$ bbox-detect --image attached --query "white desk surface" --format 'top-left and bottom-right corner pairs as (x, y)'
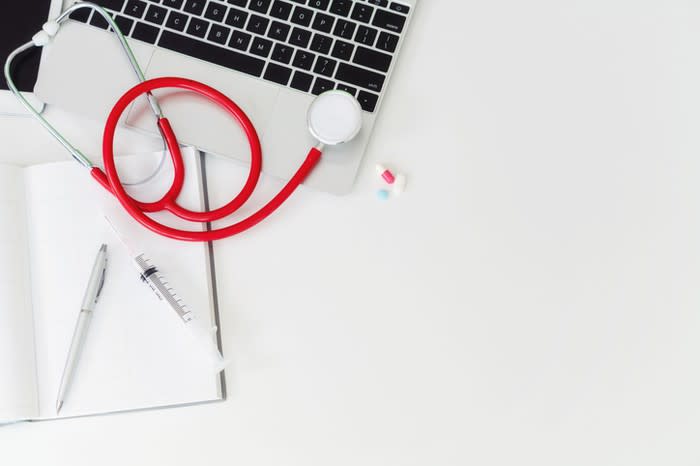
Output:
(3, 1), (700, 464)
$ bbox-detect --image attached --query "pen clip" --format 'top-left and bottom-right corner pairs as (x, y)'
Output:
(94, 260), (107, 304)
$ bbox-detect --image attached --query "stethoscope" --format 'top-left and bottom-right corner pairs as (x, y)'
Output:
(4, 2), (363, 242)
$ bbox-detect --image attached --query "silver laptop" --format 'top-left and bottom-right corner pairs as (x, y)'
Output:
(34, 0), (416, 194)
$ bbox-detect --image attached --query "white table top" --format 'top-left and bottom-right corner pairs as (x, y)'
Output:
(3, 1), (700, 464)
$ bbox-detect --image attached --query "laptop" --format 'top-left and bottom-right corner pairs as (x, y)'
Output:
(34, 0), (417, 194)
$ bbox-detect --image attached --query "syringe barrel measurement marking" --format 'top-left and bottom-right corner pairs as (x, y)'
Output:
(134, 253), (193, 323)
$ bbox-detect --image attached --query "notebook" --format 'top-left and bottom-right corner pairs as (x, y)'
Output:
(0, 148), (225, 423)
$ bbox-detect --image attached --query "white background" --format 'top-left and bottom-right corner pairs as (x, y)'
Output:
(3, 0), (700, 464)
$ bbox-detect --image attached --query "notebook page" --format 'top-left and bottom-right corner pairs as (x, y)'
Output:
(23, 150), (222, 419)
(0, 165), (38, 422)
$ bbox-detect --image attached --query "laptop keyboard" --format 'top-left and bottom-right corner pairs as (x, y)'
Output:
(68, 0), (412, 113)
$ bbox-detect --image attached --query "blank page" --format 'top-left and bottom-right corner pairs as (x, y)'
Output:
(0, 165), (38, 422)
(23, 150), (222, 419)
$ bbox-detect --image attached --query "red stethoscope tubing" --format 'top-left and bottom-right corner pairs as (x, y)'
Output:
(90, 77), (322, 242)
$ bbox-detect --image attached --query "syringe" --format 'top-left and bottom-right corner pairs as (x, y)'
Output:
(105, 216), (226, 372)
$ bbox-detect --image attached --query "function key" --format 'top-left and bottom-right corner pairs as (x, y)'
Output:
(249, 0), (272, 13)
(270, 0), (294, 19)
(329, 0), (351, 17)
(372, 8), (405, 33)
(367, 0), (388, 6)
(389, 2), (410, 14)
(351, 4), (373, 23)
(308, 0), (330, 10)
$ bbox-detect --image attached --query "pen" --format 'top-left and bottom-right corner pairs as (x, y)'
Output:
(55, 244), (108, 414)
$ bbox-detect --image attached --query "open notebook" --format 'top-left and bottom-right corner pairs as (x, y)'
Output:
(0, 148), (225, 423)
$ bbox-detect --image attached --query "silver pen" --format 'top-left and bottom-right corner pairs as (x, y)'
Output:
(55, 244), (108, 414)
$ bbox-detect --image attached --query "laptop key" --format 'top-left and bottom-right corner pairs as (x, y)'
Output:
(187, 17), (210, 38)
(270, 1), (293, 20)
(376, 31), (398, 52)
(308, 0), (330, 10)
(292, 49), (315, 70)
(311, 13), (334, 33)
(249, 0), (272, 14)
(165, 11), (188, 31)
(162, 0), (184, 8)
(268, 21), (291, 41)
(290, 71), (313, 92)
(125, 0), (147, 19)
(183, 0), (206, 16)
(389, 2), (409, 14)
(357, 90), (378, 112)
(90, 13), (110, 29)
(333, 19), (356, 39)
(132, 22), (160, 43)
(113, 15), (135, 35)
(204, 2), (228, 22)
(336, 62), (385, 92)
(271, 44), (294, 64)
(329, 0), (351, 17)
(312, 77), (335, 95)
(227, 0), (247, 5)
(144, 5), (168, 25)
(291, 6), (313, 27)
(331, 40), (353, 61)
(246, 15), (270, 35)
(289, 27), (312, 48)
(313, 57), (337, 77)
(208, 24), (231, 44)
(159, 30), (265, 77)
(336, 83), (357, 96)
(69, 9), (91, 22)
(225, 8), (248, 28)
(310, 34), (333, 54)
(264, 63), (293, 85)
(372, 9), (405, 33)
(350, 4), (373, 23)
(355, 25), (377, 46)
(353, 46), (392, 72)
(367, 0), (388, 7)
(250, 37), (273, 58)
(230, 30), (252, 50)
(95, 0), (126, 11)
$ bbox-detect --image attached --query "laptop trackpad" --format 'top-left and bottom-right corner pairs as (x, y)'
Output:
(126, 48), (278, 164)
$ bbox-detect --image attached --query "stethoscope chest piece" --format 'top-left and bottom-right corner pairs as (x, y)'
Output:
(307, 90), (363, 147)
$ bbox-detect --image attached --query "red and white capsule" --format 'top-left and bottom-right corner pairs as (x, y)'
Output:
(375, 164), (396, 184)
